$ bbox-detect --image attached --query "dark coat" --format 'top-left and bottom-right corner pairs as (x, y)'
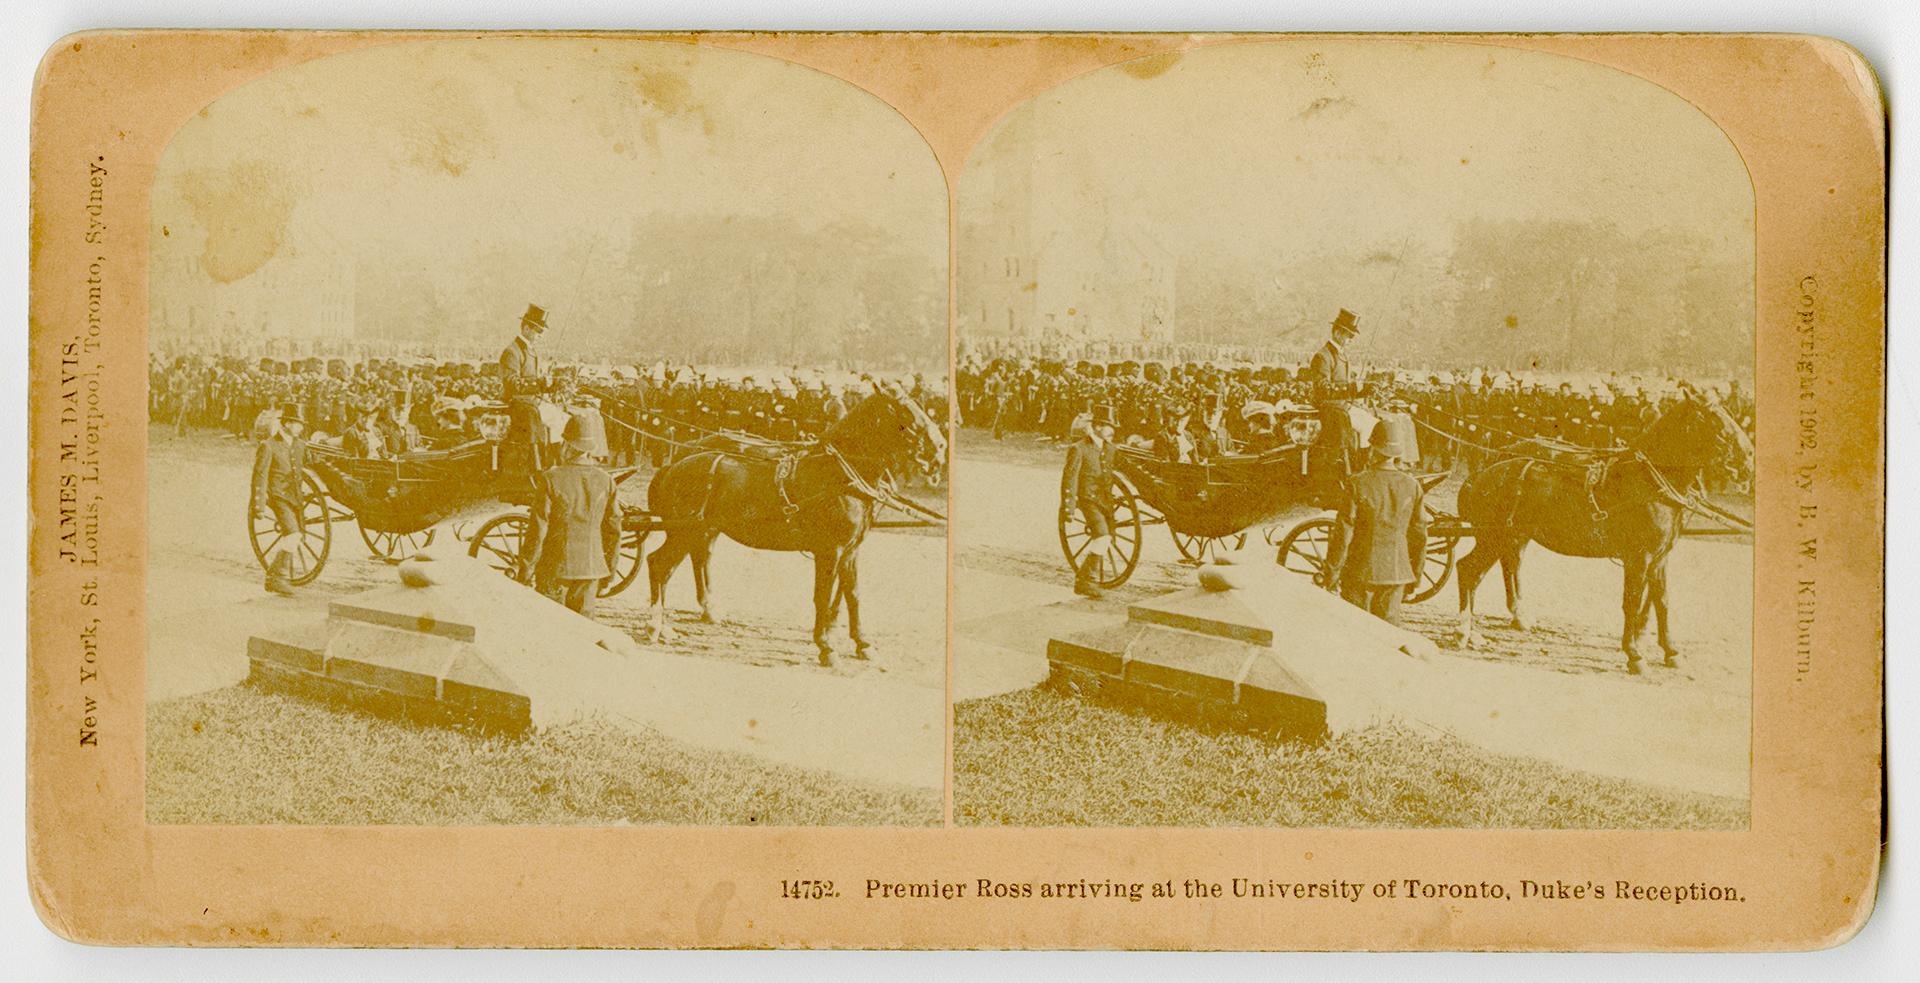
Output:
(1308, 340), (1351, 396)
(499, 337), (544, 400)
(528, 462), (619, 582)
(1330, 465), (1427, 587)
(250, 434), (306, 513)
(1061, 436), (1117, 511)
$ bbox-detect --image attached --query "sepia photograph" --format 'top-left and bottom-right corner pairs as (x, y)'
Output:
(951, 40), (1757, 828)
(22, 26), (1884, 951)
(141, 37), (950, 826)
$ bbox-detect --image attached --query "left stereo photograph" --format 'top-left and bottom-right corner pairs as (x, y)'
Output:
(140, 37), (952, 827)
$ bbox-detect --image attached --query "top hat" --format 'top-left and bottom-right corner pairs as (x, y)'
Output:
(1090, 405), (1115, 428)
(279, 402), (308, 426)
(520, 303), (548, 334)
(1330, 308), (1360, 335)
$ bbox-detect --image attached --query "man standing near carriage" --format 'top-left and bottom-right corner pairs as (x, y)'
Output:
(251, 403), (309, 597)
(1320, 417), (1428, 627)
(1061, 405), (1119, 598)
(1307, 307), (1364, 498)
(1308, 308), (1358, 398)
(524, 416), (621, 617)
(500, 303), (558, 470)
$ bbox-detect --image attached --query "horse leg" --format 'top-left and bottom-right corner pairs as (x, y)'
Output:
(1620, 553), (1650, 674)
(691, 531), (718, 624)
(839, 551), (870, 659)
(1453, 535), (1502, 649)
(812, 549), (842, 666)
(1651, 559), (1680, 667)
(645, 534), (690, 643)
(1505, 538), (1531, 630)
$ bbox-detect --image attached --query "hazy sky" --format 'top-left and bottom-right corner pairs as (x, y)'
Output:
(151, 37), (945, 336)
(963, 39), (1752, 267)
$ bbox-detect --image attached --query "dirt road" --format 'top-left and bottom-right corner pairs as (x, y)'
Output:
(145, 427), (948, 789)
(952, 429), (1753, 799)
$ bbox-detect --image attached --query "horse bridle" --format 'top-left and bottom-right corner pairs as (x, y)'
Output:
(878, 392), (947, 478)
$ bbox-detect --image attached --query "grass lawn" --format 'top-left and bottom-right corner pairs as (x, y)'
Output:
(954, 687), (1748, 829)
(147, 686), (939, 826)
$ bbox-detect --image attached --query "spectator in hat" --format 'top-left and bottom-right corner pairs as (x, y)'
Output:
(251, 403), (309, 597)
(1320, 416), (1428, 627)
(524, 415), (621, 617)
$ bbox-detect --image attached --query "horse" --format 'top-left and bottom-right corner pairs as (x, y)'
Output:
(641, 384), (946, 665)
(1451, 391), (1753, 674)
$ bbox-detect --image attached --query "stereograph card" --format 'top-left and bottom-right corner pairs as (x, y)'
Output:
(23, 31), (1884, 949)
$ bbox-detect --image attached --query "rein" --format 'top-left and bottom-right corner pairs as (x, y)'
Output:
(1416, 413), (1753, 533)
(596, 384), (946, 526)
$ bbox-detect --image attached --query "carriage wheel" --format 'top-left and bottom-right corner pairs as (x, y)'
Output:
(1406, 533), (1459, 604)
(247, 471), (332, 587)
(359, 525), (434, 564)
(1057, 474), (1143, 589)
(1276, 516), (1336, 586)
(468, 512), (532, 584)
(598, 527), (649, 599)
(1171, 529), (1249, 564)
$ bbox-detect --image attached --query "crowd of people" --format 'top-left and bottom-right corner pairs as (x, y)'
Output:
(958, 339), (1755, 473)
(151, 346), (947, 466)
(219, 301), (949, 603)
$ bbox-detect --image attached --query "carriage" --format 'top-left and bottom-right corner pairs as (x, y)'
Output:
(245, 401), (651, 598)
(251, 390), (944, 612)
(1057, 405), (1464, 603)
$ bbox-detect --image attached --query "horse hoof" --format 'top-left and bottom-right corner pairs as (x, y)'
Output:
(852, 648), (872, 661)
(817, 652), (834, 667)
(1625, 661), (1642, 675)
(697, 612), (718, 625)
(1511, 616), (1531, 632)
(1662, 654), (1680, 669)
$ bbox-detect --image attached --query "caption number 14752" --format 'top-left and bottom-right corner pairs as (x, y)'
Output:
(781, 880), (839, 900)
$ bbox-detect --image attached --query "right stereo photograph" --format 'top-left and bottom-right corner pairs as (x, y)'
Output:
(950, 40), (1756, 829)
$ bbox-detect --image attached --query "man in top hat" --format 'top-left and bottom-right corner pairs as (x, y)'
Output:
(1309, 308), (1360, 401)
(524, 415), (621, 617)
(251, 402), (310, 597)
(1307, 308), (1365, 493)
(499, 303), (550, 401)
(1061, 404), (1119, 598)
(1320, 415), (1427, 627)
(499, 303), (561, 468)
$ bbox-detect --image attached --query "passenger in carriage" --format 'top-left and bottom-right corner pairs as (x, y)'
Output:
(430, 406), (475, 449)
(342, 407), (386, 460)
(1239, 401), (1284, 456)
(379, 402), (423, 456)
